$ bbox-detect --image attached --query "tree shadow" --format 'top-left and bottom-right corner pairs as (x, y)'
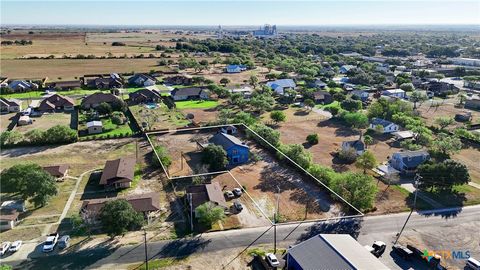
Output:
(412, 190), (465, 219)
(296, 218), (363, 243)
(149, 236), (211, 260)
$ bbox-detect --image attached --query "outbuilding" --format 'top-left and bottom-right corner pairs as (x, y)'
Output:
(87, 120), (103, 134)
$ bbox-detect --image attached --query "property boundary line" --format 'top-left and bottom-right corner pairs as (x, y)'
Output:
(145, 123), (365, 226)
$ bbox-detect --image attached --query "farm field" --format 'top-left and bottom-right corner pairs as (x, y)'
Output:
(14, 111), (73, 133)
(130, 103), (190, 131)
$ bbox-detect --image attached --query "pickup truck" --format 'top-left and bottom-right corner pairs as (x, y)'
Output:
(42, 233), (59, 252)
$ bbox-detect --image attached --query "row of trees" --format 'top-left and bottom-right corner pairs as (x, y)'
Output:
(0, 125), (77, 147)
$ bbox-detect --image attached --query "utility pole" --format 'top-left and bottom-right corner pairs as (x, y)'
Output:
(394, 174), (422, 245)
(144, 229), (149, 270)
(273, 186), (280, 254)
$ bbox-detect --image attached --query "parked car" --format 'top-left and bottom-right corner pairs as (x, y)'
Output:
(9, 241), (22, 253)
(224, 191), (234, 199)
(58, 235), (70, 249)
(467, 257), (480, 270)
(42, 233), (59, 252)
(364, 241), (386, 257)
(0, 242), (11, 256)
(266, 253), (280, 267)
(233, 201), (243, 211)
(232, 188), (242, 197)
(392, 244), (413, 260)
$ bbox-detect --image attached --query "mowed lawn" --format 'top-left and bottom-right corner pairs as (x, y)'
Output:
(0, 89), (99, 99)
(79, 117), (133, 139)
(175, 100), (219, 109)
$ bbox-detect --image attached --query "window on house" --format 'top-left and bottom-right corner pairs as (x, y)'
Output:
(232, 149), (238, 155)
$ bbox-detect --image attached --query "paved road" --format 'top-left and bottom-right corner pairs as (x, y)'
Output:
(4, 205), (479, 269)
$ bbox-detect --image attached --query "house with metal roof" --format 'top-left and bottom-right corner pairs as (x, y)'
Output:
(209, 132), (249, 165)
(370, 118), (399, 134)
(389, 150), (430, 174)
(266, 79), (296, 95)
(287, 234), (390, 270)
(382, 89), (406, 99)
(86, 120), (103, 134)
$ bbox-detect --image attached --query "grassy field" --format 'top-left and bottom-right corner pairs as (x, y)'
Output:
(0, 89), (99, 99)
(14, 112), (72, 133)
(130, 103), (189, 130)
(175, 100), (219, 109)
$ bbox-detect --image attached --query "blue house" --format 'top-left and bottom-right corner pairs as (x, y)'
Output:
(210, 133), (249, 165)
(226, 64), (247, 73)
(389, 150), (430, 175)
(339, 65), (355, 74)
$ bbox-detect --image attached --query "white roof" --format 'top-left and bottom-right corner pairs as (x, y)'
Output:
(392, 130), (414, 139)
(86, 121), (102, 127)
(29, 100), (40, 108)
(19, 115), (30, 121)
(384, 89), (405, 94)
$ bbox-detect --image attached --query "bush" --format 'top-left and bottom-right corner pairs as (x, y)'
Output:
(330, 172), (377, 211)
(278, 144), (313, 169)
(152, 146), (172, 168)
(338, 147), (357, 163)
(247, 124), (281, 148)
(306, 134), (319, 145)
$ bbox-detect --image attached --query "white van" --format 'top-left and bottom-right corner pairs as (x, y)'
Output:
(467, 257), (480, 270)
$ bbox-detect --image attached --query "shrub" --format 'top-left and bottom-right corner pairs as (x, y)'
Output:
(338, 147), (357, 163)
(306, 134), (319, 145)
(152, 146), (172, 168)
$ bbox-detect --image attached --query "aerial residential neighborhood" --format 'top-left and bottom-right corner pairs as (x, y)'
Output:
(0, 1), (479, 270)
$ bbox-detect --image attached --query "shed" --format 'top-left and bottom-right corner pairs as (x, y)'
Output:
(87, 120), (103, 134)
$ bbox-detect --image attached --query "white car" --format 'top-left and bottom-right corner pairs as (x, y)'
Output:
(9, 241), (22, 253)
(232, 188), (243, 197)
(224, 191), (234, 199)
(0, 242), (11, 256)
(266, 253), (280, 267)
(42, 233), (59, 252)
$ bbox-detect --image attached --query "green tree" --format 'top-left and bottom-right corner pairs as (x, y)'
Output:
(458, 94), (467, 105)
(219, 77), (230, 86)
(45, 125), (77, 144)
(195, 202), (226, 226)
(431, 133), (462, 158)
(410, 91), (427, 110)
(100, 199), (144, 237)
(418, 160), (470, 191)
(247, 124), (281, 147)
(330, 172), (378, 211)
(202, 144), (228, 170)
(97, 102), (112, 115)
(363, 135), (374, 147)
(270, 110), (286, 124)
(434, 116), (454, 130)
(338, 147), (358, 163)
(400, 83), (415, 92)
(0, 131), (23, 146)
(304, 99), (315, 111)
(355, 151), (377, 174)
(307, 164), (335, 186)
(340, 99), (362, 112)
(152, 146), (172, 168)
(278, 144), (313, 169)
(306, 133), (319, 145)
(249, 75), (259, 88)
(342, 112), (369, 129)
(0, 164), (57, 207)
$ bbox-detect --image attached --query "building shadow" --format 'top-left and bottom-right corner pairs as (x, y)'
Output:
(296, 218), (363, 243)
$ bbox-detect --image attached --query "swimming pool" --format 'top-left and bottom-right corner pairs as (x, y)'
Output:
(146, 103), (158, 109)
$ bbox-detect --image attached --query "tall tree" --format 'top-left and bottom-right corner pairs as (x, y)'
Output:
(410, 91), (427, 110)
(196, 202), (226, 226)
(355, 151), (377, 174)
(100, 199), (144, 237)
(330, 172), (378, 211)
(418, 160), (470, 191)
(431, 133), (462, 158)
(202, 144), (228, 170)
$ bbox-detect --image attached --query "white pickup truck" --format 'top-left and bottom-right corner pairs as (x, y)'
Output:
(42, 233), (59, 252)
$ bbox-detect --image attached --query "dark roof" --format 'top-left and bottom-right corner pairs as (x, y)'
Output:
(43, 165), (69, 177)
(81, 92), (119, 106)
(209, 133), (249, 151)
(128, 73), (156, 84)
(81, 192), (161, 215)
(99, 157), (136, 185)
(0, 97), (21, 106)
(288, 234), (355, 270)
(171, 87), (204, 97)
(39, 94), (75, 110)
(0, 209), (20, 221)
(394, 150), (429, 169)
(186, 182), (227, 209)
(371, 117), (395, 128)
(129, 88), (161, 100)
(342, 140), (365, 152)
(313, 90), (331, 100)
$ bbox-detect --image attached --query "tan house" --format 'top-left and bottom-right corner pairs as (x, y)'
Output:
(43, 164), (69, 181)
(100, 157), (136, 189)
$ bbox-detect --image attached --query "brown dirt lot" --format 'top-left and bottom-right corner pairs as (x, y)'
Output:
(417, 101), (480, 128)
(0, 113), (17, 132)
(454, 146), (480, 184)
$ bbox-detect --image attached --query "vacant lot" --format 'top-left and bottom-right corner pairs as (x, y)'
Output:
(180, 107), (219, 125)
(417, 99), (480, 128)
(454, 147), (480, 184)
(1, 138), (137, 176)
(14, 111), (73, 133)
(150, 128), (346, 222)
(130, 103), (190, 131)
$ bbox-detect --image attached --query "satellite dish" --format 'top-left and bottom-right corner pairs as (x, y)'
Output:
(186, 113), (194, 120)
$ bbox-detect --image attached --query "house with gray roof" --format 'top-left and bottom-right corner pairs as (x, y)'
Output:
(209, 132), (249, 165)
(266, 79), (296, 95)
(128, 73), (156, 87)
(287, 234), (389, 270)
(341, 140), (365, 155)
(370, 118), (399, 134)
(389, 150), (430, 174)
(170, 87), (209, 101)
(0, 98), (22, 113)
(8, 80), (38, 92)
(339, 65), (356, 74)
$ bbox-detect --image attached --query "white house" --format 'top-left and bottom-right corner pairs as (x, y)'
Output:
(266, 79), (296, 95)
(382, 89), (406, 99)
(370, 118), (399, 134)
(87, 121), (103, 134)
(341, 140), (366, 155)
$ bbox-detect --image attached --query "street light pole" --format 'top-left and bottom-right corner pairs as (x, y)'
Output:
(144, 229), (149, 270)
(394, 174), (422, 245)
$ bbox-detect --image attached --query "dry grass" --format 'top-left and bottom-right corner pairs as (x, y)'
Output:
(14, 111), (72, 133)
(0, 226), (43, 242)
(1, 113), (17, 132)
(454, 147), (480, 184)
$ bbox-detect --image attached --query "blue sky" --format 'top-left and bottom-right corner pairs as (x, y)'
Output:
(1, 1), (479, 26)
